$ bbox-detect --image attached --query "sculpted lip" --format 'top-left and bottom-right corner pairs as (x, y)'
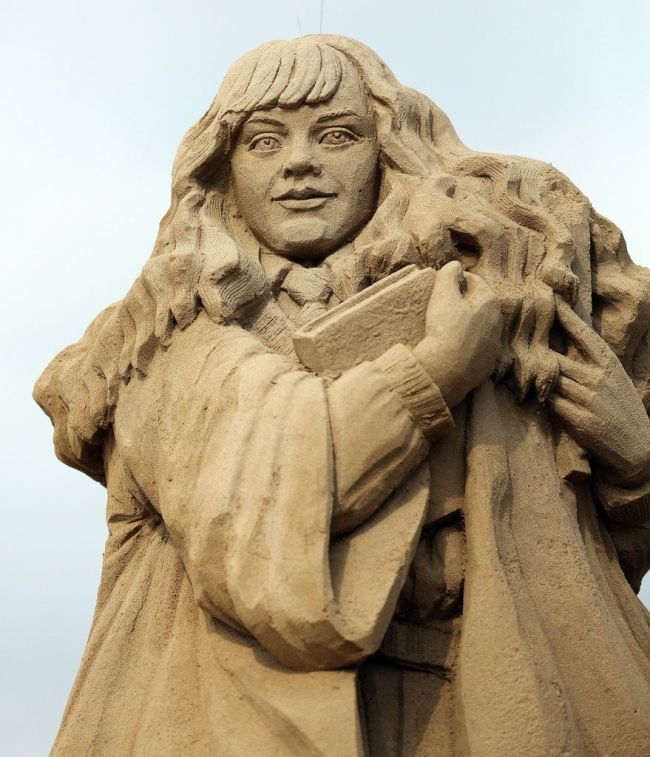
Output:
(273, 187), (337, 211)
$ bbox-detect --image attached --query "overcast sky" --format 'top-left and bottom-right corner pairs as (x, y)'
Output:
(1, 1), (649, 753)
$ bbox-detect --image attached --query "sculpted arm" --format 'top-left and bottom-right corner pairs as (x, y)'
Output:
(329, 261), (502, 533)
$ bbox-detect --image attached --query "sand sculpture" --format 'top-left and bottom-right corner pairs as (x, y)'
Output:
(35, 36), (650, 756)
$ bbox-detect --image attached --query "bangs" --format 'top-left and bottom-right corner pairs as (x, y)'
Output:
(217, 39), (345, 118)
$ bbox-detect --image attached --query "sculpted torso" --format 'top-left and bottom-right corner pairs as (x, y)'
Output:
(35, 35), (650, 756)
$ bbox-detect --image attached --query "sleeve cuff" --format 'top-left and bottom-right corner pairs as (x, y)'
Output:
(592, 472), (650, 524)
(375, 344), (454, 442)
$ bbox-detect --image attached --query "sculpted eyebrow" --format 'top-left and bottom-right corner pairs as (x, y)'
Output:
(243, 117), (286, 128)
(315, 110), (364, 123)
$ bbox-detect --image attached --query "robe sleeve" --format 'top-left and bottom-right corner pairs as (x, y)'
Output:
(593, 474), (650, 525)
(114, 312), (453, 670)
(328, 343), (452, 534)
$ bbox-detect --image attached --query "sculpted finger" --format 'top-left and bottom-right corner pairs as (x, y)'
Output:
(555, 297), (608, 362)
(555, 353), (593, 385)
(547, 394), (591, 432)
(434, 261), (465, 297)
(555, 375), (593, 405)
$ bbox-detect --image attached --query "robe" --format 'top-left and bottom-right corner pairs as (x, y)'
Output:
(39, 276), (650, 756)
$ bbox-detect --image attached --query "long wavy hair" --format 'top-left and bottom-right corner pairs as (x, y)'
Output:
(34, 35), (650, 482)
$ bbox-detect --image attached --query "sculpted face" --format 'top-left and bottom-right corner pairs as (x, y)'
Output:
(229, 62), (380, 259)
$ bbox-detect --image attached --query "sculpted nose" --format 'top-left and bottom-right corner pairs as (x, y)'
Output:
(282, 142), (322, 178)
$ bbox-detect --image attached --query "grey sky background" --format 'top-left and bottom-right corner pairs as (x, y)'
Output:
(1, 1), (649, 753)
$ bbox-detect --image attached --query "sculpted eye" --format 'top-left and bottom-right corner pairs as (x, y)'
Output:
(250, 135), (281, 152)
(320, 129), (357, 146)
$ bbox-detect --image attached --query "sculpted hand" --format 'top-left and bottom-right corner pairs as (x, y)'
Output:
(548, 299), (650, 485)
(414, 261), (503, 408)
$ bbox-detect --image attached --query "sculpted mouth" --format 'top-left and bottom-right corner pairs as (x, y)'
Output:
(273, 188), (337, 201)
(273, 187), (337, 212)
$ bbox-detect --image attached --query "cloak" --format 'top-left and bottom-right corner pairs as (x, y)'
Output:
(35, 246), (650, 756)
